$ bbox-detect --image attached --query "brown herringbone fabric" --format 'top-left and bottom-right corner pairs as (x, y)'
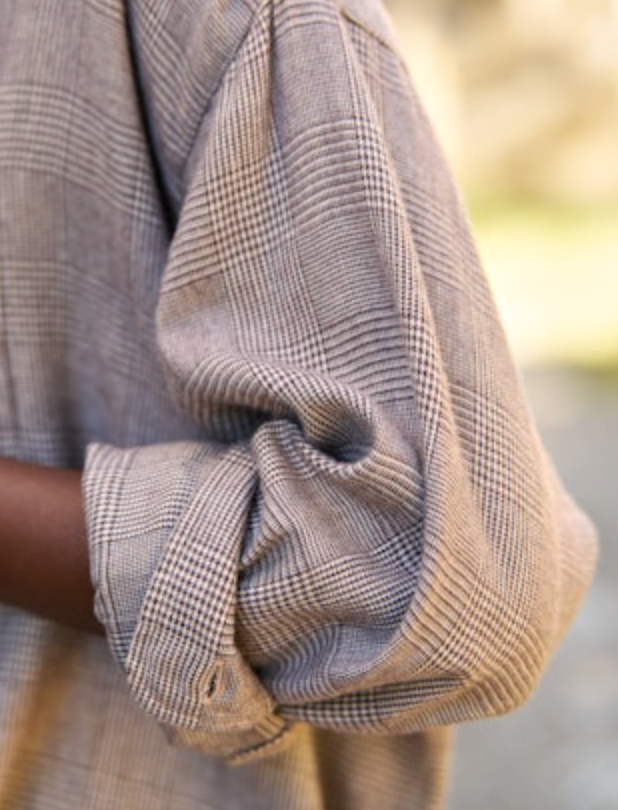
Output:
(0, 1), (596, 808)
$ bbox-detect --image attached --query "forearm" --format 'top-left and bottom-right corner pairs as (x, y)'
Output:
(0, 457), (103, 635)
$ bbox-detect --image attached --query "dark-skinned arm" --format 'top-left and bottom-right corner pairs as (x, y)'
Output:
(0, 457), (103, 635)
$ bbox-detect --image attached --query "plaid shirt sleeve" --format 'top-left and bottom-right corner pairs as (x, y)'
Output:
(82, 0), (597, 764)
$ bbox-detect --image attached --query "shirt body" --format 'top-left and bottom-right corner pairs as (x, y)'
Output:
(0, 1), (596, 809)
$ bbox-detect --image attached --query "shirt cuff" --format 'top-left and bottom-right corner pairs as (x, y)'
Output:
(83, 440), (292, 761)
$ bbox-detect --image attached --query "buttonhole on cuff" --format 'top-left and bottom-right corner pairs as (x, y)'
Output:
(200, 661), (224, 704)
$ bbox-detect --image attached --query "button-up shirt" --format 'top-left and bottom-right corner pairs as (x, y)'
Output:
(0, 1), (596, 808)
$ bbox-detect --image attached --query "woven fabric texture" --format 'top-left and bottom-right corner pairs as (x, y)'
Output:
(0, 0), (596, 808)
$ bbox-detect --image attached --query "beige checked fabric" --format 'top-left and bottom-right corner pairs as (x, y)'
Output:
(0, 0), (596, 808)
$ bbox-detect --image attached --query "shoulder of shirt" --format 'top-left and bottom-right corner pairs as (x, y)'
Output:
(125, 0), (403, 208)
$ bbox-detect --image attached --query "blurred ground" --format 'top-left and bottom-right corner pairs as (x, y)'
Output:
(450, 366), (618, 810)
(382, 2), (618, 808)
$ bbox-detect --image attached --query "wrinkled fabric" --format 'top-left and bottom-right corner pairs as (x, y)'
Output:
(0, 0), (596, 808)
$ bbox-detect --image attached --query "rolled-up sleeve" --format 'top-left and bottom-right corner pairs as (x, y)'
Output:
(82, 0), (597, 763)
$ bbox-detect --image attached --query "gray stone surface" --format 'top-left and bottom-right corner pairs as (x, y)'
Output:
(449, 367), (618, 810)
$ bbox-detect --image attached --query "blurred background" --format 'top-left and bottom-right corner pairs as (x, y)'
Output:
(383, 1), (618, 808)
